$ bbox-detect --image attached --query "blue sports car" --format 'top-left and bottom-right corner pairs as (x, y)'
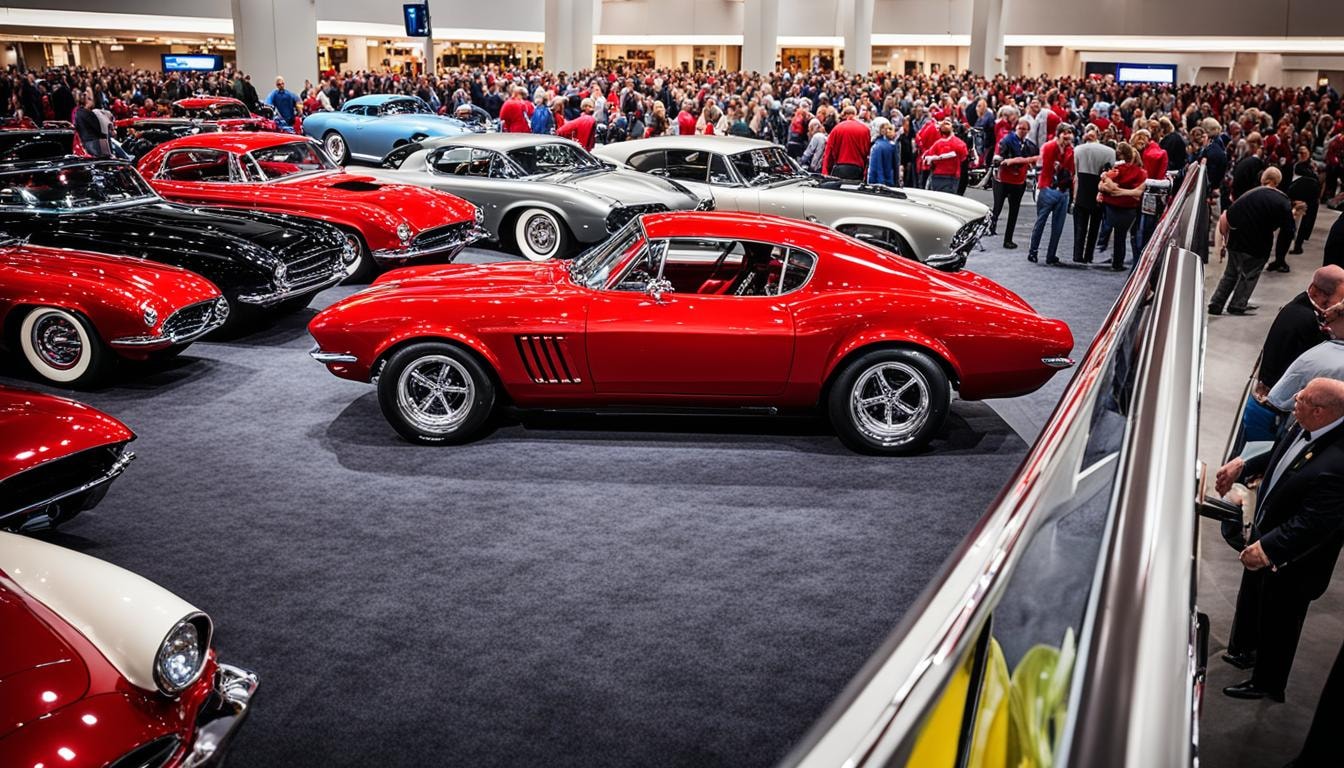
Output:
(302, 95), (473, 164)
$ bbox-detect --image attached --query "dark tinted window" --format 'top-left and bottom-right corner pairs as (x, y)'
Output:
(628, 151), (665, 173)
(664, 149), (710, 182)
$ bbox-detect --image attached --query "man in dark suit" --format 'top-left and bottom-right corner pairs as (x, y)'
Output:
(1216, 376), (1344, 701)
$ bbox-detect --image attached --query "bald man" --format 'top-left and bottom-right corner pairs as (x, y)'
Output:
(1209, 166), (1298, 316)
(1217, 377), (1344, 701)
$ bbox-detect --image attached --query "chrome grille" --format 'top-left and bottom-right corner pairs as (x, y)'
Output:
(951, 215), (989, 254)
(414, 221), (479, 251)
(161, 299), (222, 339)
(282, 247), (341, 288)
(605, 203), (668, 232)
(515, 335), (581, 384)
(0, 444), (127, 520)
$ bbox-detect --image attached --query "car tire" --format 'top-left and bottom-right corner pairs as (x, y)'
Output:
(377, 342), (495, 445)
(828, 348), (951, 455)
(322, 130), (349, 164)
(513, 208), (569, 262)
(17, 307), (111, 387)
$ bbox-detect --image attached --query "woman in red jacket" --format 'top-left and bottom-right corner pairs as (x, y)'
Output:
(1098, 141), (1148, 271)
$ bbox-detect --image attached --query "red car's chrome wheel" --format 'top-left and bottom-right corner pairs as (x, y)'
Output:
(18, 307), (110, 387)
(830, 349), (950, 454)
(377, 342), (496, 444)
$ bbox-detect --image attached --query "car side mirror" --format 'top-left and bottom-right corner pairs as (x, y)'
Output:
(646, 277), (674, 303)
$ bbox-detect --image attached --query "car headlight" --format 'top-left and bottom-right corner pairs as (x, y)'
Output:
(214, 296), (230, 322)
(154, 615), (209, 695)
(274, 261), (288, 285)
(474, 205), (484, 225)
(397, 223), (412, 244)
(141, 303), (158, 327)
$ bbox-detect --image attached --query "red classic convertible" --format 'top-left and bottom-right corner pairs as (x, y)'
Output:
(0, 530), (258, 767)
(0, 385), (134, 531)
(138, 132), (485, 279)
(170, 96), (278, 131)
(309, 212), (1075, 453)
(1, 243), (228, 386)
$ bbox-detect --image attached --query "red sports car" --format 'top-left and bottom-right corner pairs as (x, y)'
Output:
(1, 244), (228, 386)
(0, 385), (134, 531)
(137, 132), (486, 279)
(0, 529), (258, 767)
(169, 96), (278, 132)
(309, 212), (1075, 453)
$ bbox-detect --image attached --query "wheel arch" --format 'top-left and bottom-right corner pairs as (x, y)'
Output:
(371, 331), (507, 398)
(832, 218), (920, 259)
(4, 300), (108, 350)
(820, 337), (961, 408)
(497, 202), (581, 250)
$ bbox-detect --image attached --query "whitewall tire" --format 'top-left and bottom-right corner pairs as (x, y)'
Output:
(513, 208), (568, 262)
(18, 307), (110, 387)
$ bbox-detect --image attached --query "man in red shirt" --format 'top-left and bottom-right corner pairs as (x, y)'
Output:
(923, 119), (968, 194)
(557, 98), (597, 151)
(1027, 124), (1076, 265)
(498, 86), (533, 133)
(822, 105), (871, 181)
(915, 117), (942, 187)
(1130, 128), (1169, 254)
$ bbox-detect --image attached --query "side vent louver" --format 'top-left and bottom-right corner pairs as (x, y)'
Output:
(516, 335), (581, 384)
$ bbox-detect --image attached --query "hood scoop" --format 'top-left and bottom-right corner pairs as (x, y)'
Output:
(331, 180), (381, 192)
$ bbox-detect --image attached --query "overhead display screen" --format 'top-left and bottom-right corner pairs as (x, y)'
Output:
(403, 3), (430, 37)
(161, 54), (223, 72)
(1115, 63), (1177, 84)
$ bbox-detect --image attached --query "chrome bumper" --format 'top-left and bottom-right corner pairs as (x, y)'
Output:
(110, 299), (230, 348)
(238, 260), (355, 307)
(2, 450), (135, 530)
(309, 344), (358, 364)
(370, 225), (488, 265)
(1043, 356), (1076, 369)
(184, 663), (260, 768)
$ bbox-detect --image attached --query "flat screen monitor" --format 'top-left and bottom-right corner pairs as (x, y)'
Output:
(403, 3), (430, 37)
(162, 54), (223, 72)
(1115, 63), (1176, 84)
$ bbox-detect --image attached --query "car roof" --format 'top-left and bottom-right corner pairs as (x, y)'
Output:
(152, 131), (315, 154)
(620, 135), (776, 155)
(346, 94), (424, 107)
(418, 133), (582, 152)
(640, 210), (841, 249)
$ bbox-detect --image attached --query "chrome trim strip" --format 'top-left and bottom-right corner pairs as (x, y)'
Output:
(309, 345), (358, 364)
(110, 299), (229, 347)
(1, 450), (136, 523)
(238, 262), (351, 306)
(369, 224), (488, 265)
(183, 663), (260, 768)
(1042, 356), (1076, 369)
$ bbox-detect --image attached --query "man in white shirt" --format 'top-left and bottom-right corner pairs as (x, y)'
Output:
(1266, 303), (1344, 412)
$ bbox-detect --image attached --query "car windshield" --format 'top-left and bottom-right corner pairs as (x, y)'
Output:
(174, 101), (251, 120)
(381, 99), (432, 116)
(0, 162), (155, 211)
(507, 143), (604, 175)
(570, 221), (642, 288)
(729, 146), (808, 186)
(246, 141), (338, 180)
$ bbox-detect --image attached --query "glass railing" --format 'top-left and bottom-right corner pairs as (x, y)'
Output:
(781, 164), (1210, 768)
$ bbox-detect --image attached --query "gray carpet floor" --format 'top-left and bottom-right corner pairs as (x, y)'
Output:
(2, 193), (1128, 767)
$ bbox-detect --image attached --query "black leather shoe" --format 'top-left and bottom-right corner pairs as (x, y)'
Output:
(1222, 650), (1256, 670)
(1223, 680), (1284, 702)
(1289, 247), (1303, 255)
(1227, 306), (1258, 316)
(1004, 241), (1018, 249)
(1027, 253), (1038, 263)
(1208, 306), (1223, 315)
(1046, 258), (1061, 266)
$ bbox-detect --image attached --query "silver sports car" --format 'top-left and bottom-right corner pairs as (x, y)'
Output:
(594, 135), (990, 270)
(367, 134), (710, 261)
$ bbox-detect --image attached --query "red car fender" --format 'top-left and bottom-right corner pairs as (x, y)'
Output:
(822, 328), (963, 390)
(371, 322), (503, 378)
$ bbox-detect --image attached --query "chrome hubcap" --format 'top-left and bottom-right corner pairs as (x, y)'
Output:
(326, 134), (345, 159)
(396, 355), (474, 434)
(850, 362), (930, 445)
(525, 214), (557, 255)
(32, 313), (82, 370)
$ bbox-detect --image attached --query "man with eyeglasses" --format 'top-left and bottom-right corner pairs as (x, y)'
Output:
(1216, 376), (1344, 703)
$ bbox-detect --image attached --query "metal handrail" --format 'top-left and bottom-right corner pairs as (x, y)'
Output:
(781, 164), (1209, 768)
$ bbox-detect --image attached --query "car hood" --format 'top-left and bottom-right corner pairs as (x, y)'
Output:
(368, 259), (562, 296)
(0, 387), (134, 480)
(796, 180), (986, 224)
(896, 186), (991, 220)
(0, 580), (90, 739)
(281, 172), (478, 231)
(540, 168), (701, 208)
(0, 245), (220, 305)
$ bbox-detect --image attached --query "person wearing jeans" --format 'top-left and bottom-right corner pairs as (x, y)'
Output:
(1072, 125), (1115, 263)
(1098, 141), (1147, 271)
(1028, 125), (1075, 265)
(990, 117), (1037, 249)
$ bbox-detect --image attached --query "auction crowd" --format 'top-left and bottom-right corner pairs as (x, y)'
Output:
(5, 60), (1344, 765)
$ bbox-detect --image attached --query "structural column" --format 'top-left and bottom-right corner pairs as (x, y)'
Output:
(344, 36), (369, 73)
(840, 0), (873, 74)
(544, 0), (597, 72)
(231, 0), (316, 90)
(969, 0), (1005, 75)
(741, 0), (779, 74)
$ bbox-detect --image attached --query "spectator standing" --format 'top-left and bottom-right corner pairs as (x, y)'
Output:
(1027, 125), (1075, 265)
(1282, 147), (1321, 258)
(1159, 116), (1186, 169)
(867, 118), (899, 186)
(1209, 167), (1297, 315)
(530, 91), (555, 134)
(72, 93), (109, 158)
(823, 106), (871, 181)
(1232, 132), (1268, 201)
(1072, 125), (1116, 264)
(557, 97), (597, 150)
(498, 86), (533, 133)
(1098, 141), (1148, 271)
(675, 100), (696, 136)
(922, 119), (967, 193)
(265, 76), (300, 132)
(801, 119), (828, 173)
(990, 117), (1038, 249)
(1323, 125), (1344, 202)
(1131, 129), (1169, 254)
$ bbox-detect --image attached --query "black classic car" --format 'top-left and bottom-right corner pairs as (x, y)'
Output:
(114, 118), (223, 160)
(0, 158), (357, 319)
